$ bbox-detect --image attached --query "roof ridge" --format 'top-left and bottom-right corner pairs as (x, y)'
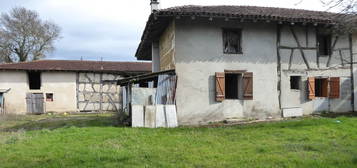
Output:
(0, 60), (151, 65)
(160, 5), (338, 15)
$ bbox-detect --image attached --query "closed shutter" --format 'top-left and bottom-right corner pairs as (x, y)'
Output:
(243, 72), (253, 100)
(307, 77), (315, 100)
(329, 77), (340, 98)
(215, 72), (225, 102)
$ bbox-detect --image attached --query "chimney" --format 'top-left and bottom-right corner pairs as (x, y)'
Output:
(150, 0), (160, 12)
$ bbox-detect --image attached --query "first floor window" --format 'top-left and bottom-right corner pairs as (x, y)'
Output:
(223, 28), (242, 54)
(28, 71), (41, 90)
(317, 33), (332, 56)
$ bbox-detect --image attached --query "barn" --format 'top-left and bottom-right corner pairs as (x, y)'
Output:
(0, 60), (151, 114)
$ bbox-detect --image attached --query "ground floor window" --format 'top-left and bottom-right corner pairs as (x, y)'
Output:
(225, 73), (242, 99)
(315, 78), (329, 97)
(307, 77), (340, 99)
(290, 76), (301, 90)
(46, 93), (54, 102)
(215, 71), (253, 101)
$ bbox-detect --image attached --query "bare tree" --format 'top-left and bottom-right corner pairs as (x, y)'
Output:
(0, 7), (60, 63)
(299, 0), (357, 33)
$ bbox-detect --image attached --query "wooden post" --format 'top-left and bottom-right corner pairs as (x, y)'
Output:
(316, 27), (320, 68)
(327, 36), (339, 67)
(349, 34), (355, 112)
(276, 24), (282, 110)
(99, 73), (103, 113)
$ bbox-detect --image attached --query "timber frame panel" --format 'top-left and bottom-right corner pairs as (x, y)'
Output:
(76, 72), (122, 112)
(276, 23), (355, 112)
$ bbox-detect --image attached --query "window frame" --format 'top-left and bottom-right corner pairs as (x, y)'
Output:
(222, 28), (243, 54)
(290, 76), (301, 90)
(27, 71), (41, 90)
(314, 77), (329, 98)
(224, 73), (242, 100)
(46, 93), (54, 102)
(317, 33), (332, 57)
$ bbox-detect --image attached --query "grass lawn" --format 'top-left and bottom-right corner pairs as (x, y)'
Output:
(0, 113), (356, 168)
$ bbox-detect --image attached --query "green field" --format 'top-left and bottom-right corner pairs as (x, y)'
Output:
(0, 113), (356, 168)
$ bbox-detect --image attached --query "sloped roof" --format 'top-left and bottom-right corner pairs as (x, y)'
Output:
(136, 5), (349, 60)
(159, 5), (339, 23)
(0, 60), (152, 74)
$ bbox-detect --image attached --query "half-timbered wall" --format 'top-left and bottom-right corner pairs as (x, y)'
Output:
(159, 21), (176, 71)
(77, 72), (122, 112)
(278, 25), (353, 114)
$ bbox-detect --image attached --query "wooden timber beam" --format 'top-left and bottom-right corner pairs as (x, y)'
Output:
(327, 36), (339, 67)
(289, 26), (311, 69)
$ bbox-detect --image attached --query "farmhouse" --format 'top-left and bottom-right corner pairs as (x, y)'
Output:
(0, 60), (151, 114)
(118, 1), (357, 126)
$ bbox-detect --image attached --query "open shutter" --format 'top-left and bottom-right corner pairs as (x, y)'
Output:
(329, 77), (340, 98)
(215, 72), (225, 102)
(307, 77), (315, 100)
(243, 72), (253, 100)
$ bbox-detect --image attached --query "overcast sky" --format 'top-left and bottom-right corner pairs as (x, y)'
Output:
(0, 0), (331, 61)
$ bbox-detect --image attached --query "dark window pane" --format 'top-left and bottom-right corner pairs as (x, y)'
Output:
(223, 29), (242, 54)
(28, 71), (41, 90)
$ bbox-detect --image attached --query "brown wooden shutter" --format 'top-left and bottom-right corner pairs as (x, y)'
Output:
(329, 77), (340, 98)
(215, 72), (225, 102)
(243, 72), (253, 100)
(321, 79), (329, 97)
(307, 77), (315, 100)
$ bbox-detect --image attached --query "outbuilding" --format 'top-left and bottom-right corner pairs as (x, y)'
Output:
(0, 60), (151, 114)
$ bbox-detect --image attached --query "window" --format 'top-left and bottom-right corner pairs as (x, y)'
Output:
(28, 71), (41, 90)
(46, 93), (53, 102)
(315, 78), (329, 97)
(139, 82), (149, 88)
(290, 76), (301, 90)
(215, 71), (253, 101)
(223, 29), (242, 54)
(317, 33), (331, 56)
(225, 73), (241, 99)
(307, 77), (340, 99)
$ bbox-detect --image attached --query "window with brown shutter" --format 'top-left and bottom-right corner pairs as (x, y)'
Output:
(215, 72), (225, 102)
(307, 77), (315, 100)
(329, 77), (340, 98)
(243, 72), (253, 100)
(315, 78), (329, 97)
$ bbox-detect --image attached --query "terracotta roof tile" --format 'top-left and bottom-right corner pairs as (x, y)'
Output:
(0, 60), (152, 73)
(158, 5), (340, 23)
(136, 5), (351, 60)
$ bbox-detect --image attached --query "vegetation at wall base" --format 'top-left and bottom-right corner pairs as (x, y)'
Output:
(0, 113), (356, 168)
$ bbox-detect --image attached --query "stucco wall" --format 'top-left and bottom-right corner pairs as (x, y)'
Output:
(0, 71), (77, 114)
(167, 18), (353, 125)
(174, 19), (280, 125)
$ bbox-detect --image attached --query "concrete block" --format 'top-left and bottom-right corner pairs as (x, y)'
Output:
(283, 108), (303, 118)
(144, 106), (156, 128)
(165, 105), (178, 128)
(132, 105), (144, 127)
(155, 105), (166, 128)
